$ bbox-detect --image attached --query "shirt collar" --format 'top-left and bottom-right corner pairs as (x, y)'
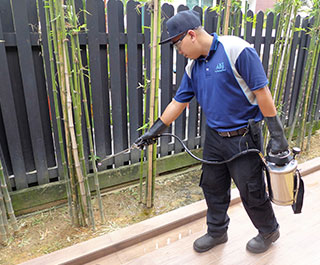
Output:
(197, 32), (219, 61)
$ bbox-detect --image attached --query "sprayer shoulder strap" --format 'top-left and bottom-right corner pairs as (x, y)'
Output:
(292, 169), (304, 214)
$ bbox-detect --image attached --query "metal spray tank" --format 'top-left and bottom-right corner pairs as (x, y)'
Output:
(264, 147), (301, 206)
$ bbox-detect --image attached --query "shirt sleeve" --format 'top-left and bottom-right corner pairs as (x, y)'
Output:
(173, 73), (195, 103)
(235, 47), (269, 91)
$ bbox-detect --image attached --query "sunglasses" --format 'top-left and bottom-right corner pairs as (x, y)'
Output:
(172, 31), (188, 50)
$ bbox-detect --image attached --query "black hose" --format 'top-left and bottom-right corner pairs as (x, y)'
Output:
(159, 133), (265, 165)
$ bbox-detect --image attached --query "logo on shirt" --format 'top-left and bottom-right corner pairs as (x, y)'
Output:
(215, 62), (226, 73)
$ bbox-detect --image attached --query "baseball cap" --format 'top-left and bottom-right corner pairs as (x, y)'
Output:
(159, 10), (201, 45)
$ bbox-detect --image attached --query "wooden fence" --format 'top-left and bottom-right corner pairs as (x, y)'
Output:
(0, 0), (319, 191)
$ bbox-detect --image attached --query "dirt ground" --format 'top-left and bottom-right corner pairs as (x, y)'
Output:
(1, 130), (320, 265)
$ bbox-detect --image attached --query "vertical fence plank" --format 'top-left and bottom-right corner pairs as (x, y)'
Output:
(254, 11), (264, 55)
(186, 6), (202, 150)
(160, 3), (174, 157)
(281, 16), (301, 125)
(127, 0), (143, 163)
(201, 8), (215, 147)
(174, 5), (189, 154)
(262, 12), (274, 74)
(245, 10), (253, 43)
(288, 17), (310, 126)
(107, 0), (128, 166)
(0, 15), (28, 190)
(204, 8), (217, 34)
(268, 14), (280, 88)
(31, 0), (57, 177)
(231, 9), (242, 37)
(0, 0), (14, 32)
(87, 0), (112, 169)
(0, 144), (11, 190)
(10, 0), (50, 185)
(37, 0), (64, 179)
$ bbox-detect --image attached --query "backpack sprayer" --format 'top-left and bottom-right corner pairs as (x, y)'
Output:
(98, 133), (304, 213)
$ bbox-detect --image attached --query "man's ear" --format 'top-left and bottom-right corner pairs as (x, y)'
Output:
(188, 29), (197, 42)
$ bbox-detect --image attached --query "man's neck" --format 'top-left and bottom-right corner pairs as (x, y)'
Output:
(201, 34), (214, 57)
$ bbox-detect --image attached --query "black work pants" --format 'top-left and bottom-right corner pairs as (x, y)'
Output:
(200, 125), (279, 237)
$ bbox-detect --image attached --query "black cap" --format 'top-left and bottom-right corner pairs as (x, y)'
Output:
(159, 10), (201, 45)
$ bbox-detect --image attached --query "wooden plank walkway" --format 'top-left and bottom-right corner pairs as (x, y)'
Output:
(89, 169), (320, 265)
(21, 157), (320, 265)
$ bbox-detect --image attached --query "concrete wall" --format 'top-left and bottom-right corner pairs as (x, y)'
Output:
(255, 0), (276, 12)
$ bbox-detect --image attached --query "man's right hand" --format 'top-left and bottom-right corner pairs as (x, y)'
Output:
(135, 118), (168, 149)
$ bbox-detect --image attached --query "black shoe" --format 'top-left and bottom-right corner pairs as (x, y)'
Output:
(193, 233), (228, 253)
(246, 228), (280, 254)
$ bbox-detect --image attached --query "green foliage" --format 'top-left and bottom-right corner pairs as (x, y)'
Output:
(137, 122), (150, 131)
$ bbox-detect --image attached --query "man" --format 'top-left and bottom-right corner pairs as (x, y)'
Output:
(135, 10), (289, 254)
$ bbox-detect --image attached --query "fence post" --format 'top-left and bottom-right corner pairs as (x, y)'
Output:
(160, 3), (174, 157)
(174, 5), (189, 154)
(87, 0), (112, 169)
(107, 0), (128, 166)
(127, 0), (143, 164)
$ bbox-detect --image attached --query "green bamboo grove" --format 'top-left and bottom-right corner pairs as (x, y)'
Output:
(268, 0), (320, 150)
(43, 0), (104, 228)
(289, 0), (320, 151)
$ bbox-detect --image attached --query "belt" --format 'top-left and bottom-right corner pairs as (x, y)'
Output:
(218, 127), (248, 137)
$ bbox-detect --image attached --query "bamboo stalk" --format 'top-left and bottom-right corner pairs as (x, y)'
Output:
(306, 19), (320, 151)
(75, 0), (105, 223)
(70, 0), (97, 227)
(63, 43), (88, 221)
(45, 0), (74, 223)
(272, 2), (294, 104)
(216, 0), (223, 35)
(275, 21), (294, 107)
(54, 0), (87, 226)
(53, 0), (79, 226)
(146, 0), (159, 208)
(0, 186), (9, 237)
(0, 160), (18, 232)
(67, 9), (95, 228)
(59, 0), (89, 226)
(0, 206), (8, 245)
(223, 0), (231, 35)
(233, 1), (242, 36)
(243, 0), (249, 40)
(269, 1), (287, 95)
(151, 0), (162, 205)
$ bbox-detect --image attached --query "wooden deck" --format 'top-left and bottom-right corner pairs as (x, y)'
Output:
(21, 157), (320, 265)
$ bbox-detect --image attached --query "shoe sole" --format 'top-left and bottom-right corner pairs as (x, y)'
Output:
(246, 231), (280, 254)
(193, 235), (228, 253)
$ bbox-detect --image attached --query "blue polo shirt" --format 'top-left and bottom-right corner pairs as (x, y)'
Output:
(174, 33), (268, 132)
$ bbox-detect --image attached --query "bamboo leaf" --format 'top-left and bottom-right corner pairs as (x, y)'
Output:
(137, 123), (150, 131)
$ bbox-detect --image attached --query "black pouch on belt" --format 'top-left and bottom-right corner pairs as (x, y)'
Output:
(248, 119), (262, 149)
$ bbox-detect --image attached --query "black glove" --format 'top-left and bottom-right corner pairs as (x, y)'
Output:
(135, 118), (168, 149)
(265, 115), (289, 155)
